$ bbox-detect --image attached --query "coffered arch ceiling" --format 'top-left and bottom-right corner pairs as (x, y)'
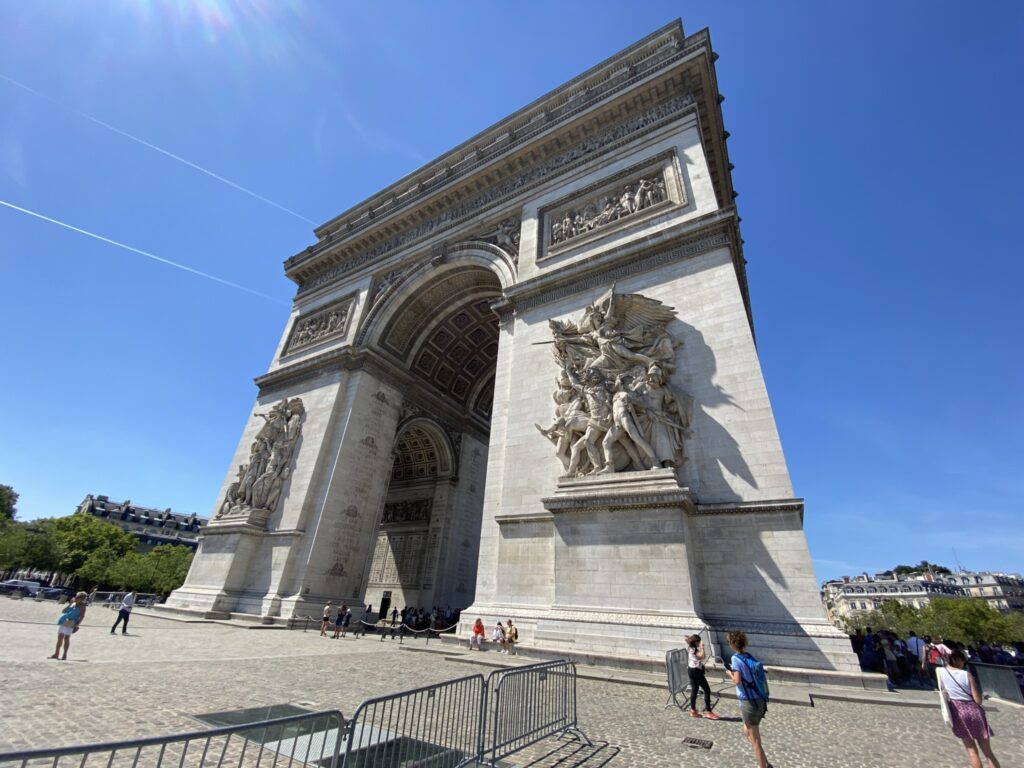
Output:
(380, 268), (501, 420)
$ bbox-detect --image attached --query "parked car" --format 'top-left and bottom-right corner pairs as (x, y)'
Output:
(41, 585), (77, 600)
(0, 579), (42, 597)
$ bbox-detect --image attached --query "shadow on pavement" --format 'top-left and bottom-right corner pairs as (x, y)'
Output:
(520, 739), (621, 767)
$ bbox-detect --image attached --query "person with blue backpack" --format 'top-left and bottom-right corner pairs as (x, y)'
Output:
(727, 630), (773, 768)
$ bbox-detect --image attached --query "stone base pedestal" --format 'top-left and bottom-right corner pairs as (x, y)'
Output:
(464, 470), (862, 681)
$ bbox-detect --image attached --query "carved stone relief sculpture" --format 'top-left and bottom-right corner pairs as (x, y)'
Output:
(550, 170), (671, 248)
(535, 287), (693, 476)
(473, 215), (522, 265)
(217, 398), (305, 522)
(285, 297), (353, 355)
(381, 499), (433, 525)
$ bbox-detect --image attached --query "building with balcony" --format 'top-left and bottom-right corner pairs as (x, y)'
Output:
(76, 495), (207, 551)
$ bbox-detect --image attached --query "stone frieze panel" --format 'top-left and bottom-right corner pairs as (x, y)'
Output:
(284, 295), (355, 355)
(540, 153), (684, 260)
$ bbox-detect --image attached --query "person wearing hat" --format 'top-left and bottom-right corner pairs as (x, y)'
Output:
(686, 633), (719, 719)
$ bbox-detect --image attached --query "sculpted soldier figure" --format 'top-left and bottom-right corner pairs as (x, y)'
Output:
(539, 287), (691, 476)
(600, 373), (658, 473)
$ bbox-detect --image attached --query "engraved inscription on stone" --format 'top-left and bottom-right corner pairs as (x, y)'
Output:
(217, 398), (305, 522)
(535, 287), (693, 476)
(285, 296), (353, 354)
(381, 499), (433, 525)
(550, 172), (669, 246)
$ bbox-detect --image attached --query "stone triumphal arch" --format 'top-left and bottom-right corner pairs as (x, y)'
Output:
(166, 21), (859, 677)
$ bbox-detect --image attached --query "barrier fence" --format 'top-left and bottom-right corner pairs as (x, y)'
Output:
(0, 661), (588, 768)
(342, 674), (485, 767)
(483, 660), (590, 767)
(970, 662), (1024, 705)
(0, 710), (345, 768)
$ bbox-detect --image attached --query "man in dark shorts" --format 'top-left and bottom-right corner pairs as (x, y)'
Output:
(727, 630), (772, 768)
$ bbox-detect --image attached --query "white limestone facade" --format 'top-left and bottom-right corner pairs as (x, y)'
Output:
(166, 20), (859, 677)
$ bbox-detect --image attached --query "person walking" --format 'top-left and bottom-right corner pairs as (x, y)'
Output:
(470, 618), (485, 650)
(727, 630), (772, 768)
(685, 634), (720, 719)
(110, 590), (136, 635)
(50, 592), (88, 660)
(939, 649), (1001, 768)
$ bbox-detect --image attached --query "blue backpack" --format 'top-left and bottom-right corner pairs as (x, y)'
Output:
(735, 653), (770, 703)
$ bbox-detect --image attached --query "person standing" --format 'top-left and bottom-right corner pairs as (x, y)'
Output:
(685, 634), (720, 719)
(727, 631), (772, 768)
(906, 631), (926, 685)
(110, 590), (136, 635)
(339, 605), (352, 638)
(50, 592), (88, 660)
(333, 603), (347, 639)
(506, 620), (518, 656)
(939, 649), (1001, 768)
(320, 602), (333, 637)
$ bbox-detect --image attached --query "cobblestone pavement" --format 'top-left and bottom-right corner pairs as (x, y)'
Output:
(1, 599), (1022, 767)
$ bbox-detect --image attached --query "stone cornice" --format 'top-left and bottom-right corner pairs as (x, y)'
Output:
(291, 89), (700, 294)
(254, 346), (491, 443)
(693, 498), (805, 521)
(503, 211), (736, 315)
(284, 23), (742, 295)
(301, 21), (694, 246)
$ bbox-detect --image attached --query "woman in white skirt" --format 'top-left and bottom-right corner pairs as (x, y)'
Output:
(938, 649), (1000, 768)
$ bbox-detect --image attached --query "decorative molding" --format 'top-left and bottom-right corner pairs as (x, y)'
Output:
(692, 499), (805, 517)
(295, 23), (704, 251)
(283, 295), (355, 356)
(542, 469), (695, 513)
(510, 227), (732, 314)
(295, 92), (696, 294)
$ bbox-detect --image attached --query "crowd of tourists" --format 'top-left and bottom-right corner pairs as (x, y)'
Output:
(318, 602), (462, 638)
(850, 627), (1022, 689)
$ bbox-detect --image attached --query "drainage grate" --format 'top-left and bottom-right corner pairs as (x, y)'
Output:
(682, 736), (714, 750)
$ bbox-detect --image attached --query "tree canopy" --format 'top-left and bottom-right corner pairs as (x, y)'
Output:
(0, 484), (18, 521)
(849, 597), (1024, 645)
(891, 560), (952, 576)
(0, 511), (193, 595)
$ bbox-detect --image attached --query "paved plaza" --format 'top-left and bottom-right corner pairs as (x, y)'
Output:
(1, 600), (1021, 767)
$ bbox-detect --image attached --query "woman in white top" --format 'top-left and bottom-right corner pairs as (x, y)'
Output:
(492, 622), (506, 653)
(685, 634), (720, 719)
(938, 649), (1000, 768)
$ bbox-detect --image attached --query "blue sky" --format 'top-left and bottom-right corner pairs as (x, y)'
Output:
(1, 2), (1021, 582)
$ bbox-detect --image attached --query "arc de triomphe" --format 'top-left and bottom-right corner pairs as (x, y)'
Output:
(166, 21), (859, 676)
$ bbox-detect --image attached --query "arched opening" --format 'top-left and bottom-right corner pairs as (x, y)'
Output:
(360, 261), (504, 617)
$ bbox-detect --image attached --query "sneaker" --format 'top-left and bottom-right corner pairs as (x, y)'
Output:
(690, 710), (701, 718)
(704, 711), (721, 720)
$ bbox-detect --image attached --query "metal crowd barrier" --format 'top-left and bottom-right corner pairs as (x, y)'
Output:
(0, 710), (345, 768)
(970, 662), (1024, 705)
(482, 660), (590, 766)
(341, 674), (484, 768)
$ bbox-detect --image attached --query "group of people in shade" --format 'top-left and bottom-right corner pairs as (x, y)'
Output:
(319, 602), (462, 639)
(468, 618), (519, 654)
(849, 627), (1003, 768)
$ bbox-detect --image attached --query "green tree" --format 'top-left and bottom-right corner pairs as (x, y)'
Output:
(892, 560), (952, 576)
(146, 545), (194, 594)
(49, 513), (136, 574)
(0, 521), (27, 570)
(0, 484), (18, 521)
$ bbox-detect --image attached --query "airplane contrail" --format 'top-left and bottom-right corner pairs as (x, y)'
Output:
(0, 198), (288, 305)
(0, 73), (317, 226)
